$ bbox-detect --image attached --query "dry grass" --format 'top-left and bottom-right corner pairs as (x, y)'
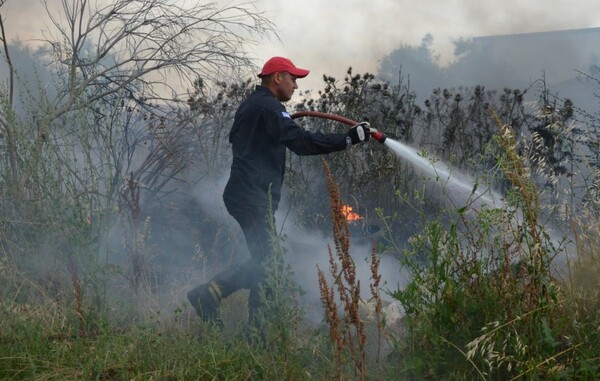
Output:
(317, 159), (385, 380)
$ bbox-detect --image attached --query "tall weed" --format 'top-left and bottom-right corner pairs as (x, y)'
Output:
(390, 110), (599, 379)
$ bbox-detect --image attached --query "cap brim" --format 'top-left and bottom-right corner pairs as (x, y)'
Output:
(289, 68), (309, 78)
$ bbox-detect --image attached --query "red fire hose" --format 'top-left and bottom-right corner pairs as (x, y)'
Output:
(291, 110), (357, 126)
(290, 110), (386, 143)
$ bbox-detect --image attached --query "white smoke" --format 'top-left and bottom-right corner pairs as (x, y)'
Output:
(279, 212), (409, 323)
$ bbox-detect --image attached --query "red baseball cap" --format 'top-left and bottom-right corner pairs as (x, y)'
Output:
(258, 56), (310, 78)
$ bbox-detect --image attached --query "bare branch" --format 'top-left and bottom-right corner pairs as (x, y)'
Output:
(0, 13), (13, 107)
(0, 11), (19, 182)
(27, 0), (276, 170)
(40, 0), (275, 119)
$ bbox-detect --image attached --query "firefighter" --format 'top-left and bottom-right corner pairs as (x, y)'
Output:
(187, 56), (370, 326)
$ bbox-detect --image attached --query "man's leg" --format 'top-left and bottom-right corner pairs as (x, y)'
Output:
(228, 205), (273, 321)
(187, 204), (272, 323)
(187, 260), (260, 324)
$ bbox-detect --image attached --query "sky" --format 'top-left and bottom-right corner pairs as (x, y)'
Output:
(251, 0), (600, 92)
(2, 0), (600, 93)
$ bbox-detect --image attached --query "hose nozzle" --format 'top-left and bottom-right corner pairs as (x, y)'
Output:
(370, 130), (386, 144)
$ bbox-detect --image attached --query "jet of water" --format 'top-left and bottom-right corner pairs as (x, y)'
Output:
(383, 138), (503, 208)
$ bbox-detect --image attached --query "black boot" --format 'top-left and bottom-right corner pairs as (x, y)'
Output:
(187, 262), (253, 325)
(187, 281), (223, 327)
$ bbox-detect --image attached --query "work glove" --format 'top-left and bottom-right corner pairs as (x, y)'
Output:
(346, 122), (371, 146)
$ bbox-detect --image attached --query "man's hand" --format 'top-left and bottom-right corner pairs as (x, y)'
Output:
(346, 122), (371, 146)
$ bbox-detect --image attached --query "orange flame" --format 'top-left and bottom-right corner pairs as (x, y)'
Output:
(342, 204), (362, 222)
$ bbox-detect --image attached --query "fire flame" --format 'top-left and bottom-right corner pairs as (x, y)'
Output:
(342, 204), (362, 222)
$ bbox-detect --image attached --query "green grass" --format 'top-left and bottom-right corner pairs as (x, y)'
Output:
(0, 296), (317, 380)
(0, 219), (393, 380)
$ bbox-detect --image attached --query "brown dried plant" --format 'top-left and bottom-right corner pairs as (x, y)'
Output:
(317, 159), (377, 380)
(368, 243), (384, 370)
(318, 267), (344, 379)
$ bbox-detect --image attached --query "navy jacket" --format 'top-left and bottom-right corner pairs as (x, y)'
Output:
(223, 85), (347, 211)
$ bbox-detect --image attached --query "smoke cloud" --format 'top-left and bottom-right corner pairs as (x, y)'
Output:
(4, 0), (599, 94)
(2, 0), (597, 322)
(279, 210), (408, 322)
(253, 0), (600, 93)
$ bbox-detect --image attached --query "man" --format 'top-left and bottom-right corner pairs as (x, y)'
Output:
(187, 56), (371, 325)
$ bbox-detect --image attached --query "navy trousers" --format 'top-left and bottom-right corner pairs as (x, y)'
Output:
(212, 202), (274, 317)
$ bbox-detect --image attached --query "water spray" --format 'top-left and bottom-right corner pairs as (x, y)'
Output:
(291, 110), (502, 208)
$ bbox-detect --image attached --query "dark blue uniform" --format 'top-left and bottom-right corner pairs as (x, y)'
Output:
(188, 86), (349, 320)
(217, 85), (347, 318)
(224, 85), (347, 211)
